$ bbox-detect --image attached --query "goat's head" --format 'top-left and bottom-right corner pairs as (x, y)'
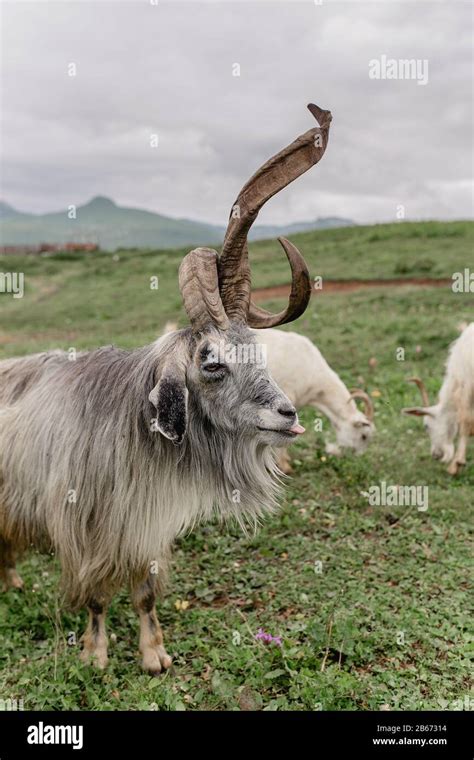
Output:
(402, 377), (456, 463)
(150, 104), (332, 448)
(335, 390), (375, 453)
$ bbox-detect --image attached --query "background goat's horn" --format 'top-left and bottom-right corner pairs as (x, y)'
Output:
(218, 103), (332, 325)
(179, 248), (230, 332)
(408, 376), (430, 407)
(349, 389), (375, 421)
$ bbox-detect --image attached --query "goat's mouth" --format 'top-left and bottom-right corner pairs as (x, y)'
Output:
(257, 424), (305, 438)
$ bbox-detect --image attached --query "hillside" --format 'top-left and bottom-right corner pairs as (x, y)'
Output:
(0, 196), (353, 250)
(0, 220), (472, 359)
(0, 196), (223, 250)
(243, 219), (474, 288)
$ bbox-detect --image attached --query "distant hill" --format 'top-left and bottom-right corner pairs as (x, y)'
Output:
(0, 201), (27, 220)
(0, 196), (354, 250)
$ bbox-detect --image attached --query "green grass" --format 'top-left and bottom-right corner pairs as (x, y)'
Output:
(0, 221), (472, 711)
(248, 219), (473, 287)
(0, 220), (472, 359)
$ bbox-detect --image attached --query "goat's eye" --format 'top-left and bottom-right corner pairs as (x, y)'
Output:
(203, 363), (225, 374)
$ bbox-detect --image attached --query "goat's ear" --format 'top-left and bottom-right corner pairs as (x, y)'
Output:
(353, 419), (372, 428)
(149, 353), (188, 444)
(402, 407), (433, 417)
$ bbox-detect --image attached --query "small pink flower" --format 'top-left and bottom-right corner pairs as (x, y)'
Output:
(255, 628), (282, 646)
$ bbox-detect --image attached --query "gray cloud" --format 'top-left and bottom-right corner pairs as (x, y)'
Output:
(1, 0), (472, 225)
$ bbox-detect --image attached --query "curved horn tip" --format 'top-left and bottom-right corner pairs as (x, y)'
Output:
(407, 376), (430, 406)
(219, 104), (332, 324)
(246, 237), (311, 329)
(348, 389), (375, 422)
(407, 376), (428, 392)
(307, 103), (332, 126)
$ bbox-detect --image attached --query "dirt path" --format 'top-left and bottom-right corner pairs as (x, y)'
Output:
(252, 277), (452, 301)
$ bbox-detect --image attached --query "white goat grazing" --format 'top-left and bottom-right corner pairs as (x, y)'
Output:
(403, 323), (474, 475)
(252, 329), (375, 473)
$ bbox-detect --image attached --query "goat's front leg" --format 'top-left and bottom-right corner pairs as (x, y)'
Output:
(447, 432), (468, 475)
(131, 574), (172, 676)
(80, 599), (109, 669)
(0, 537), (24, 591)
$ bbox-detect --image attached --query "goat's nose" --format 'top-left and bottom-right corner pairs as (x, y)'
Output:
(278, 405), (297, 420)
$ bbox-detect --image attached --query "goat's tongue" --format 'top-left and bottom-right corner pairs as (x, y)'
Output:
(289, 423), (305, 435)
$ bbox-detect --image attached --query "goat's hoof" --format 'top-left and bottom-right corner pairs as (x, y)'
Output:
(447, 460), (464, 476)
(80, 646), (108, 670)
(141, 645), (172, 676)
(8, 569), (24, 590)
(1, 570), (24, 591)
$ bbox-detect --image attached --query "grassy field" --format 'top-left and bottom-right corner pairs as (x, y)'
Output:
(0, 220), (472, 358)
(0, 221), (472, 711)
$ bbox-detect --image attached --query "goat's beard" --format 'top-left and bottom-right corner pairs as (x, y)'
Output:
(180, 422), (283, 532)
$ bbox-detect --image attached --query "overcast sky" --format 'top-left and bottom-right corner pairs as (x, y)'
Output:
(1, 0), (472, 225)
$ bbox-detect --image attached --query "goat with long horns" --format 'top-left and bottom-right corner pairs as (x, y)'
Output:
(0, 104), (331, 673)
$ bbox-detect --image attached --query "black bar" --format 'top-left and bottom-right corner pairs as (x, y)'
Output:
(0, 710), (471, 757)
